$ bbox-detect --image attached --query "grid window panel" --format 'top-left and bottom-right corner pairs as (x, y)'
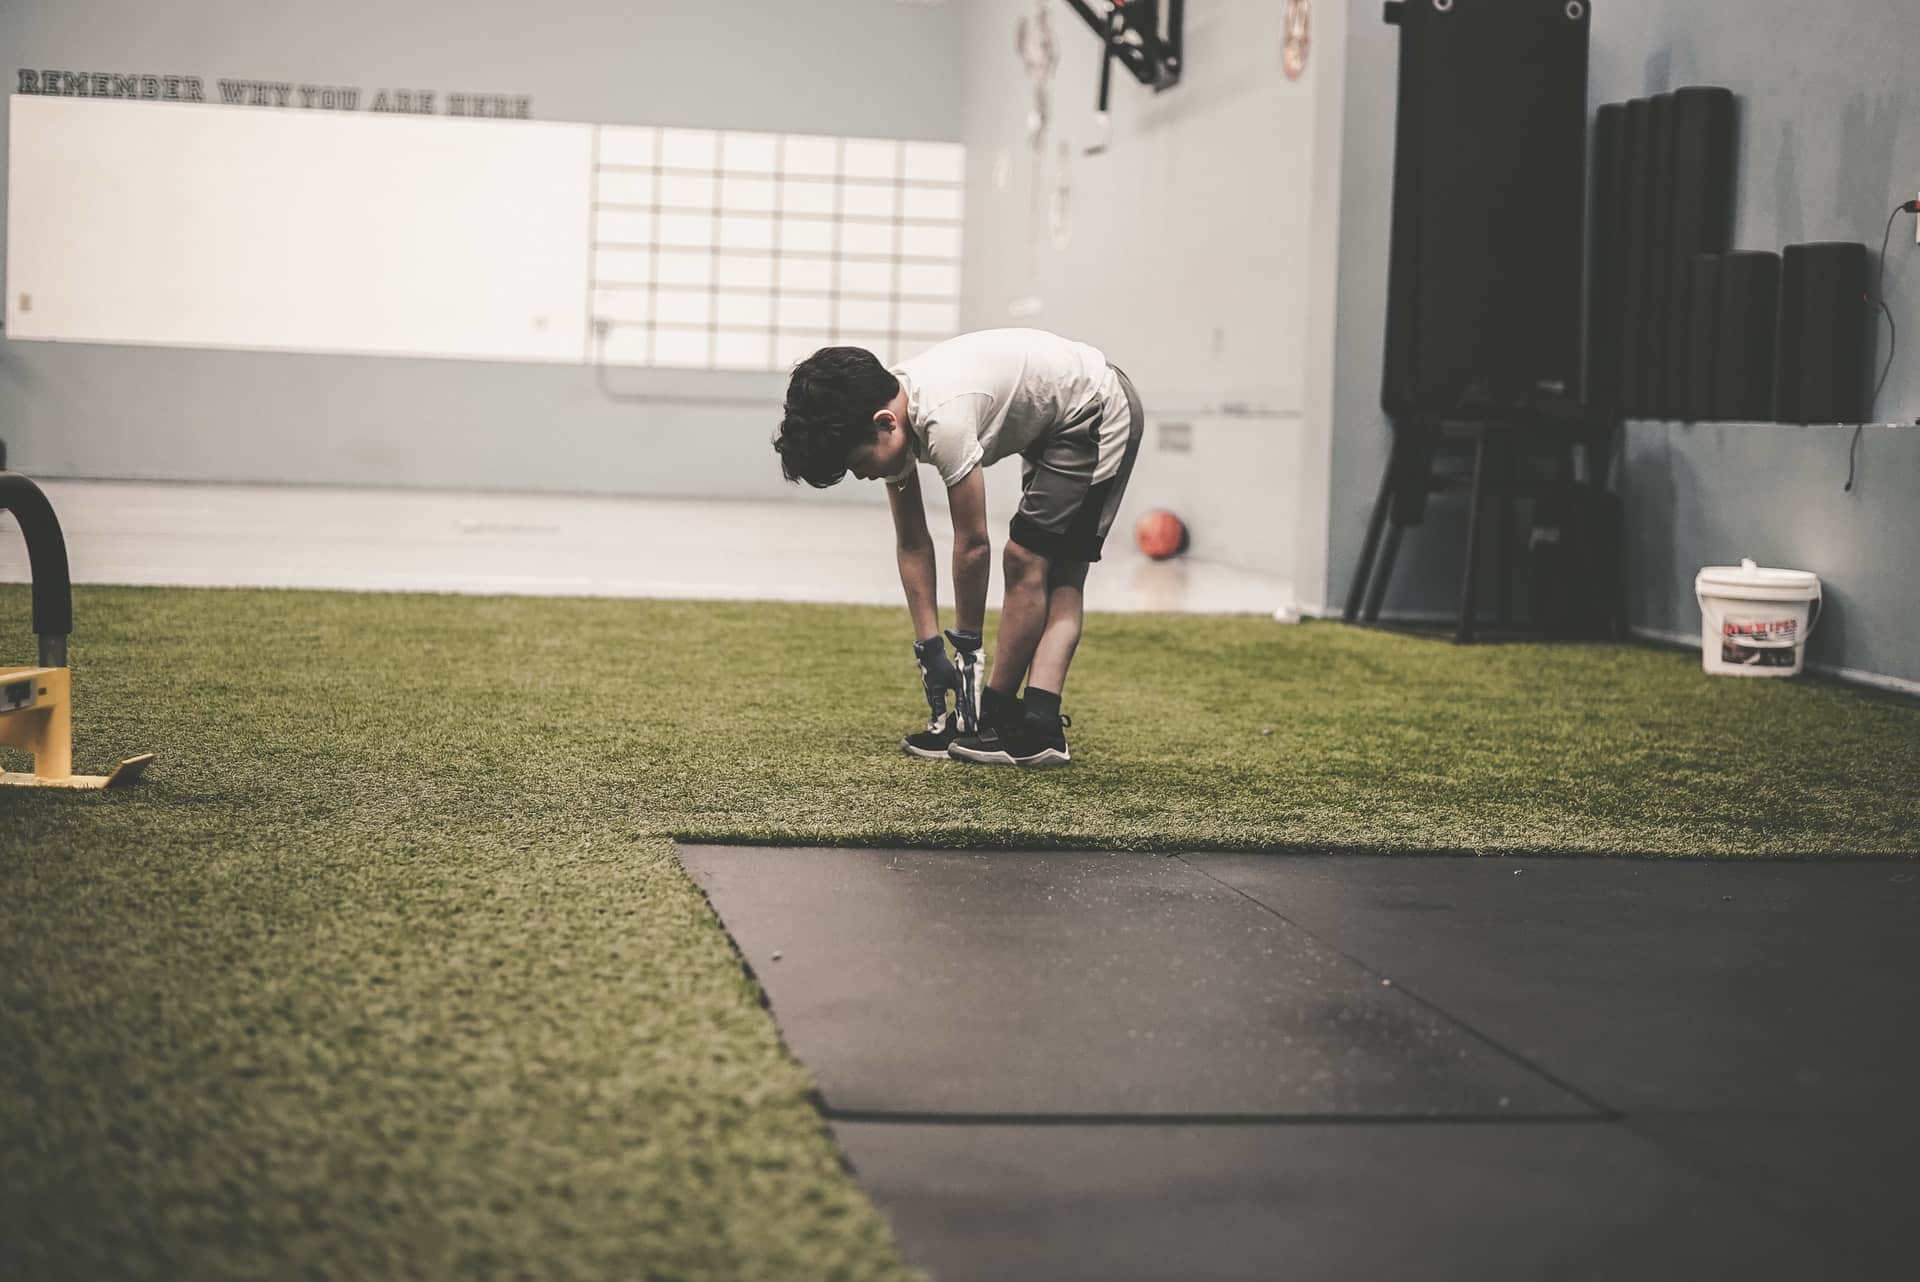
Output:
(780, 179), (837, 217)
(599, 126), (658, 168)
(653, 327), (712, 368)
(778, 218), (835, 254)
(778, 295), (832, 329)
(837, 332), (895, 360)
(720, 132), (779, 174)
(596, 209), (653, 244)
(588, 125), (963, 373)
(599, 326), (652, 366)
(902, 185), (963, 221)
(838, 259), (893, 295)
(717, 294), (774, 328)
(598, 171), (655, 206)
(659, 128), (719, 170)
(776, 330), (825, 368)
(718, 214), (775, 251)
(593, 289), (651, 324)
(656, 251), (713, 289)
(655, 289), (713, 326)
(842, 139), (898, 180)
(720, 175), (777, 213)
(714, 330), (773, 368)
(840, 299), (891, 331)
(840, 221), (898, 258)
(717, 254), (775, 289)
(903, 141), (964, 184)
(594, 247), (651, 285)
(841, 183), (897, 219)
(781, 135), (839, 177)
(658, 173), (716, 210)
(778, 257), (834, 293)
(900, 224), (962, 260)
(657, 212), (714, 250)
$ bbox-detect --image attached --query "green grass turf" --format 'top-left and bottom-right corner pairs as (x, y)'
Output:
(3, 584), (1917, 1280)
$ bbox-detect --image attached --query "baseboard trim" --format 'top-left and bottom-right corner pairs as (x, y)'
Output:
(1292, 610), (1920, 698)
(1629, 626), (1920, 699)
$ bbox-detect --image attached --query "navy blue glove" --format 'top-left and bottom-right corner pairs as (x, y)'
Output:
(914, 635), (960, 720)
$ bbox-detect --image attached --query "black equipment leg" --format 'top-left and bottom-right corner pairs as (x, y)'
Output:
(1495, 443), (1515, 628)
(1455, 429), (1488, 644)
(1344, 438), (1400, 622)
(1364, 521), (1403, 623)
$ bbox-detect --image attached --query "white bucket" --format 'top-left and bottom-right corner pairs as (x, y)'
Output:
(1694, 558), (1822, 677)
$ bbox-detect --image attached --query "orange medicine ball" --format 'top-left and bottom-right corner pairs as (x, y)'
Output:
(1134, 509), (1188, 560)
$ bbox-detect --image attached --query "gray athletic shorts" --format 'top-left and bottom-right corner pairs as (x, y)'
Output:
(1008, 366), (1144, 563)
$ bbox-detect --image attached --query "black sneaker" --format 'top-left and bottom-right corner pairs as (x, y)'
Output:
(902, 710), (961, 760)
(948, 714), (1072, 768)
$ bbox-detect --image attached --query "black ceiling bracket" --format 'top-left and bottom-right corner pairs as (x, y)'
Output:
(1063, 0), (1183, 103)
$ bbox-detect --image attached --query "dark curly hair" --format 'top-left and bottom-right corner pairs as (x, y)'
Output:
(774, 346), (900, 488)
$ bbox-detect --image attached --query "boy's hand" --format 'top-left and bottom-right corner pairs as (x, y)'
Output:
(913, 635), (960, 719)
(945, 629), (983, 733)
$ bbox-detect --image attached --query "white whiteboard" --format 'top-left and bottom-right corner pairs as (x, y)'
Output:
(5, 94), (594, 363)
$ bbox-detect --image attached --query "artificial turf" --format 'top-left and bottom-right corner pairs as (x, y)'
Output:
(3, 584), (1917, 1280)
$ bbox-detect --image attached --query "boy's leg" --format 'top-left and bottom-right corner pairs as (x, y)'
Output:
(952, 367), (1141, 767)
(1028, 559), (1089, 694)
(985, 538), (1051, 713)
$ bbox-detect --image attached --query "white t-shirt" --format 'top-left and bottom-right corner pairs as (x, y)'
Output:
(889, 329), (1127, 490)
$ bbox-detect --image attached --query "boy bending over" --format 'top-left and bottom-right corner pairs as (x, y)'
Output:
(774, 328), (1143, 767)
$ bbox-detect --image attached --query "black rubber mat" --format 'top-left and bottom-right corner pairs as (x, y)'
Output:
(679, 846), (1590, 1117)
(681, 846), (1916, 1280)
(1188, 854), (1920, 1112)
(828, 1120), (1839, 1282)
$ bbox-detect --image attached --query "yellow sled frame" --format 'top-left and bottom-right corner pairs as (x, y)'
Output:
(0, 666), (153, 789)
(1, 469), (153, 789)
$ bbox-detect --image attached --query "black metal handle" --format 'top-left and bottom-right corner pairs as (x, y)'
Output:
(0, 471), (74, 665)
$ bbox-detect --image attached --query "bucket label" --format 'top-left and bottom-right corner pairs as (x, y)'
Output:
(1721, 613), (1801, 667)
(1721, 641), (1796, 667)
(1722, 616), (1798, 643)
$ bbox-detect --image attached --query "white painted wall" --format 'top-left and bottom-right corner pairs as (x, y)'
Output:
(0, 0), (966, 501)
(955, 0), (1322, 581)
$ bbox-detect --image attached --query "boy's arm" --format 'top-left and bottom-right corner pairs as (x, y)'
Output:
(887, 468), (942, 641)
(946, 465), (991, 637)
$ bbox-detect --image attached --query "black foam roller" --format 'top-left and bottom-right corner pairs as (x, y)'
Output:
(1643, 93), (1678, 417)
(1618, 97), (1654, 415)
(1664, 87), (1737, 410)
(1713, 251), (1780, 422)
(1775, 242), (1870, 424)
(1586, 103), (1627, 409)
(1683, 253), (1722, 421)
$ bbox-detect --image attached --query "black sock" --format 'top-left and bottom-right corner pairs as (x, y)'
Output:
(1024, 687), (1062, 724)
(982, 686), (1023, 729)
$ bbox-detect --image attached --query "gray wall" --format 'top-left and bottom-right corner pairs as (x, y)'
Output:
(953, 0), (1323, 579)
(0, 0), (964, 503)
(1318, 0), (1920, 687)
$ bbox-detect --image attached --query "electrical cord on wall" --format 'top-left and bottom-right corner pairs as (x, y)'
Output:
(1847, 198), (1919, 492)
